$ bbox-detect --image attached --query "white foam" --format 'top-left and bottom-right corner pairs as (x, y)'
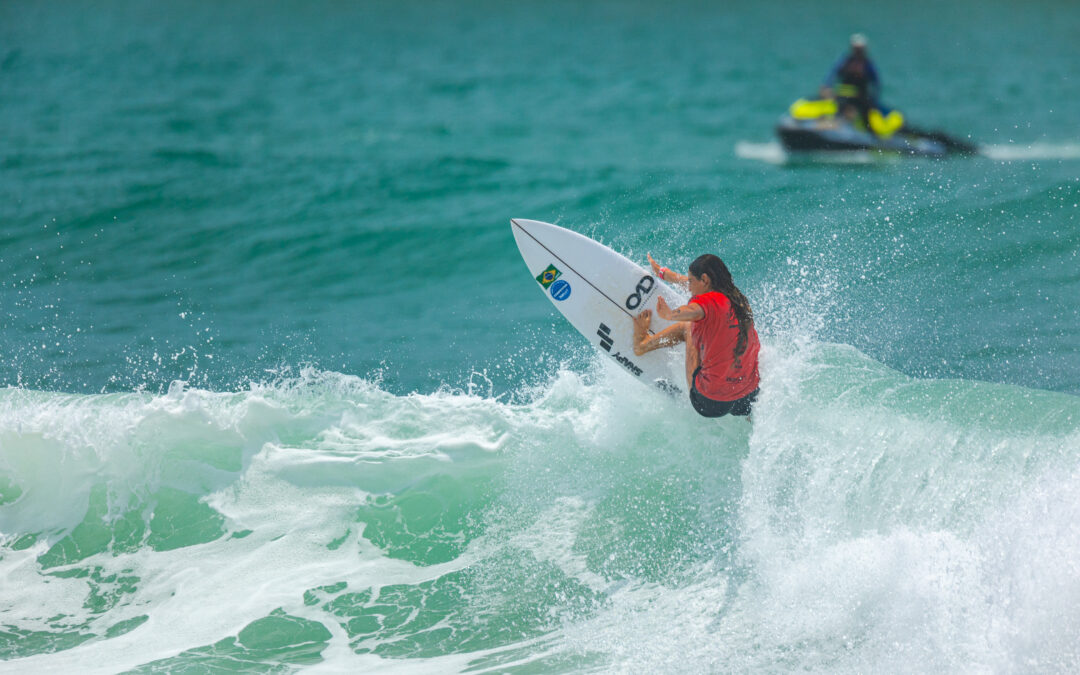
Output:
(734, 141), (886, 165)
(3, 352), (1080, 672)
(734, 141), (787, 164)
(3, 443), (483, 673)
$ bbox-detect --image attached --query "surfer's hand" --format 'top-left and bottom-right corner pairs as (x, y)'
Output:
(647, 253), (662, 276)
(656, 297), (672, 320)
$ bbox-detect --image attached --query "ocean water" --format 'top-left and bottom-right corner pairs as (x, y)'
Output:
(2, 0), (1080, 672)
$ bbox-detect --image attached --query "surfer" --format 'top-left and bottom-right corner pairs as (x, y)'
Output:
(632, 254), (760, 418)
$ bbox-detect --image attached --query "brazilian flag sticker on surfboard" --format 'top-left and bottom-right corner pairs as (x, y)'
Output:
(536, 264), (562, 289)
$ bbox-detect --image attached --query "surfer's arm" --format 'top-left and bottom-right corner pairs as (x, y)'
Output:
(656, 297), (704, 323)
(659, 268), (688, 285)
(647, 253), (688, 287)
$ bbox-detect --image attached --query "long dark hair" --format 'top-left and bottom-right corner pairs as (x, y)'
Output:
(689, 254), (754, 357)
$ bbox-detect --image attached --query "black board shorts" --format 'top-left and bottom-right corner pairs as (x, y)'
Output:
(689, 367), (758, 418)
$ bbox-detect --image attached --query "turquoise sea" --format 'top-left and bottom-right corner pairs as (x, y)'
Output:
(3, 0), (1080, 671)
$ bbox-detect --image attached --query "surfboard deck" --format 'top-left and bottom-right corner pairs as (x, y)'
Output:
(510, 218), (688, 394)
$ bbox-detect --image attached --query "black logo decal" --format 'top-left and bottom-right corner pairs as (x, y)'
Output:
(597, 323), (613, 352)
(625, 275), (656, 310)
(611, 351), (643, 377)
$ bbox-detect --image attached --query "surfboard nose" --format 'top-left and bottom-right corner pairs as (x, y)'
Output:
(510, 218), (537, 233)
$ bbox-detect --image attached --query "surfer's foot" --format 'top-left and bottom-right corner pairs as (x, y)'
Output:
(632, 310), (652, 356)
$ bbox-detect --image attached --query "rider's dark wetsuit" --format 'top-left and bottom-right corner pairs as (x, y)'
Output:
(823, 52), (881, 128)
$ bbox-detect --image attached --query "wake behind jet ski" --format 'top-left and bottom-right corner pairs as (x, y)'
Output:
(776, 34), (978, 157)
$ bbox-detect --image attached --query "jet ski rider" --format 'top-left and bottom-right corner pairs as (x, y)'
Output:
(819, 33), (880, 128)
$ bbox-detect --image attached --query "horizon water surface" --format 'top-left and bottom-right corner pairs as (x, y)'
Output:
(2, 0), (1080, 672)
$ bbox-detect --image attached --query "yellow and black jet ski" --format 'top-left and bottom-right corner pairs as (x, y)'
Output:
(776, 98), (978, 157)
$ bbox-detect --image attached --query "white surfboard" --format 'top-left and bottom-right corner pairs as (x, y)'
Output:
(510, 218), (689, 394)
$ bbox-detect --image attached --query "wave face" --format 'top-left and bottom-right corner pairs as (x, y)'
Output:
(3, 346), (1079, 672)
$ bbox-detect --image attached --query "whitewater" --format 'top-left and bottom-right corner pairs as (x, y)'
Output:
(3, 326), (1079, 672)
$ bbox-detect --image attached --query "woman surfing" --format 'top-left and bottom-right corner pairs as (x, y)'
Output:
(632, 253), (760, 418)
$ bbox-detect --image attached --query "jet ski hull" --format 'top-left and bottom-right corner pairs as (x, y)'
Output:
(776, 116), (976, 157)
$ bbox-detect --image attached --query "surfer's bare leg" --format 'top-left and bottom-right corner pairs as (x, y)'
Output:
(632, 310), (688, 356)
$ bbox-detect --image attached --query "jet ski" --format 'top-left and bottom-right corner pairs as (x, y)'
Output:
(776, 99), (978, 157)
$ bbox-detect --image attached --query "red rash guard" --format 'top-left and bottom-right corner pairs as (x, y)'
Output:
(689, 291), (761, 401)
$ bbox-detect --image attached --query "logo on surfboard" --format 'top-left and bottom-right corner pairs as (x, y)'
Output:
(550, 280), (571, 301)
(597, 323), (613, 351)
(625, 275), (656, 310)
(611, 351), (643, 377)
(536, 264), (562, 289)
